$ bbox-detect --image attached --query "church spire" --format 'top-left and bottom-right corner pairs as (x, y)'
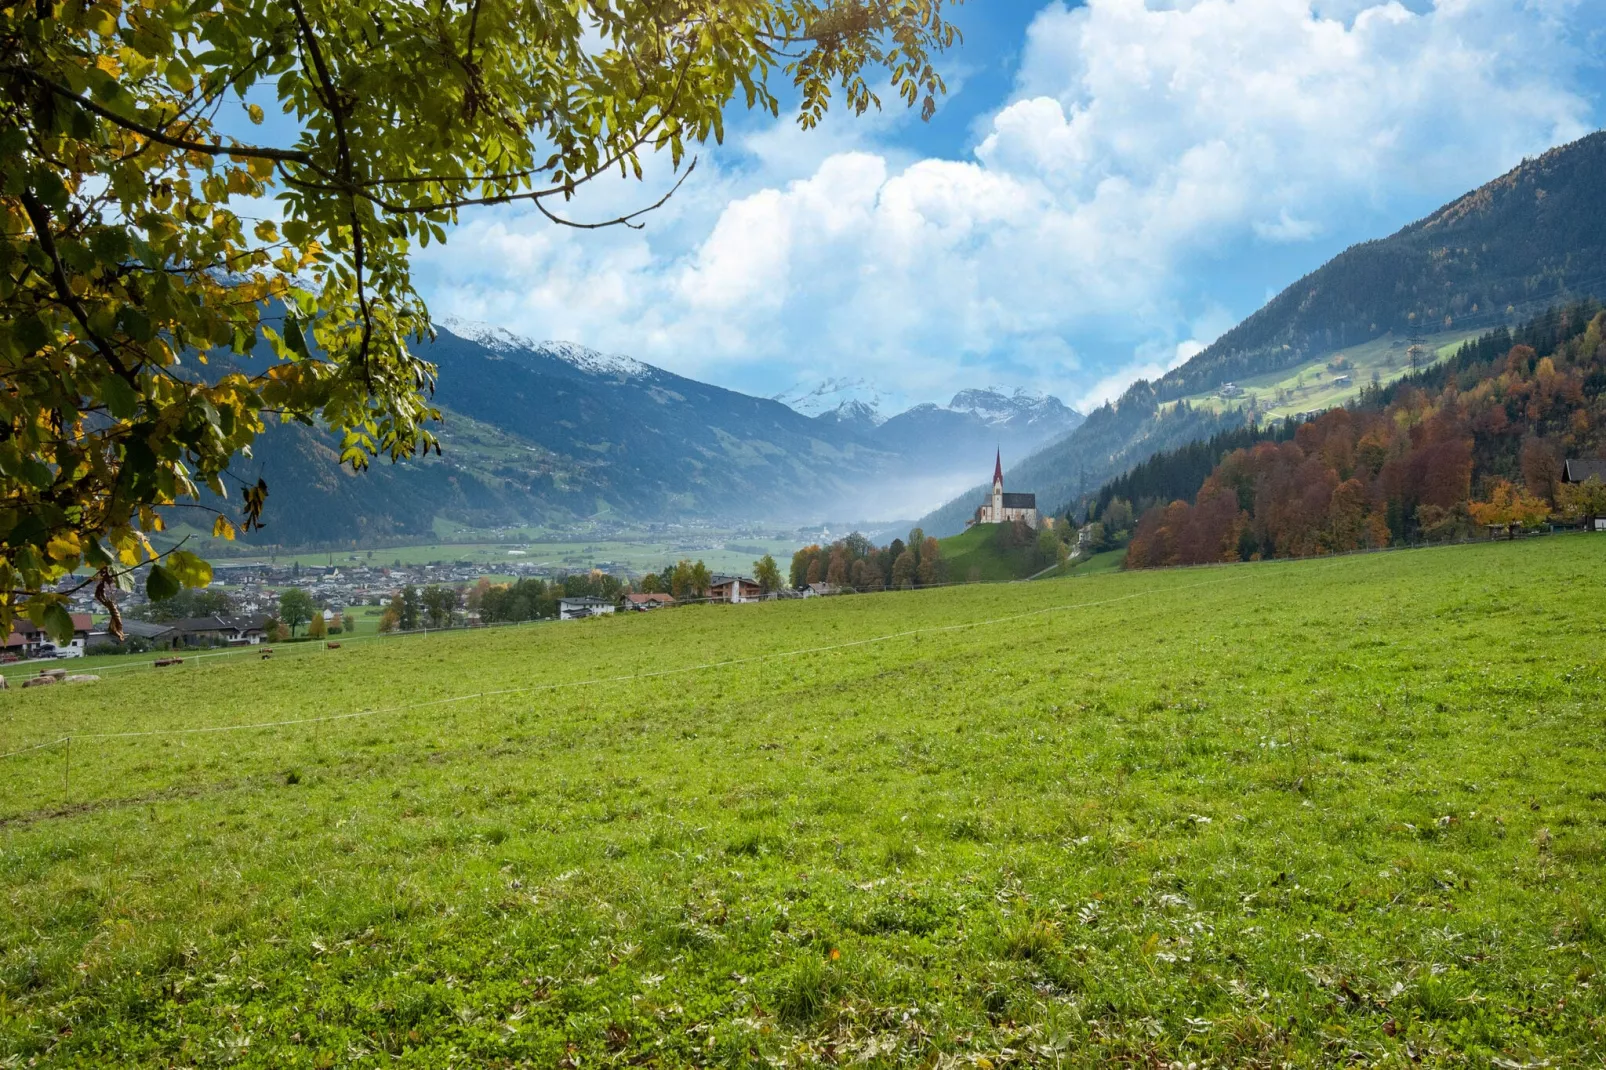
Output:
(993, 448), (1003, 488)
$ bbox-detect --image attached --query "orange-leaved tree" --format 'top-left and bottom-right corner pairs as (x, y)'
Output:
(1468, 480), (1551, 533)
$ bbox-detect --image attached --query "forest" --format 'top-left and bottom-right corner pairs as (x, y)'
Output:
(1117, 303), (1606, 568)
(790, 530), (945, 590)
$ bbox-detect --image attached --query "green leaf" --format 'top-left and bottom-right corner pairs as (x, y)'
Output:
(167, 549), (214, 588)
(43, 602), (76, 645)
(283, 316), (311, 359)
(102, 373), (139, 418)
(146, 563), (181, 602)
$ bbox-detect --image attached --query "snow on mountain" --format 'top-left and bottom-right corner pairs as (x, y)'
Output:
(813, 399), (884, 433)
(770, 378), (895, 422)
(437, 317), (650, 378)
(948, 387), (1073, 427)
(773, 378), (1078, 429)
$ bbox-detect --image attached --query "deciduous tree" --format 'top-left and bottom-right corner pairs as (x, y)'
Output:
(0, 0), (962, 641)
(278, 588), (315, 635)
(753, 554), (782, 594)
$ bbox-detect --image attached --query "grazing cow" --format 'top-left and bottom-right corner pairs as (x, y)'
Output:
(64, 674), (100, 684)
(154, 657), (184, 667)
(327, 642), (341, 649)
(21, 675), (56, 688)
(0, 675), (8, 690)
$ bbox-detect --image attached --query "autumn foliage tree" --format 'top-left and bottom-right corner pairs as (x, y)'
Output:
(1, 0), (962, 641)
(1468, 480), (1552, 535)
(1124, 306), (1606, 568)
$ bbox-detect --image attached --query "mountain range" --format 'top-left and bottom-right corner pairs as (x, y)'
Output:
(918, 128), (1606, 535)
(217, 325), (1083, 546)
(220, 128), (1606, 548)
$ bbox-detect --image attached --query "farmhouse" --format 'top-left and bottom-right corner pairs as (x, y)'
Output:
(169, 615), (269, 647)
(1, 613), (93, 659)
(624, 593), (675, 611)
(559, 596), (615, 621)
(1563, 457), (1606, 484)
(708, 576), (763, 603)
(1564, 457), (1606, 531)
(967, 450), (1041, 529)
(90, 619), (177, 651)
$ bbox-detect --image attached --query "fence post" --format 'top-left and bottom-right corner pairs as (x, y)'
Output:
(63, 735), (70, 803)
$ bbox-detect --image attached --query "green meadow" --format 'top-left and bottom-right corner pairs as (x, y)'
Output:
(1169, 328), (1481, 421)
(2, 538), (1604, 1067)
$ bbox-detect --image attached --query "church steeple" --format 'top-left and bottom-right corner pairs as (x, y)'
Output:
(992, 448), (1003, 489)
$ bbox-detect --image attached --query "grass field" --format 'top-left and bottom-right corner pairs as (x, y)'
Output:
(2, 538), (1604, 1067)
(184, 536), (806, 578)
(1169, 328), (1480, 421)
(936, 524), (1046, 583)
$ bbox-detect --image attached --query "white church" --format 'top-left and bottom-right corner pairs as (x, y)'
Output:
(967, 450), (1045, 529)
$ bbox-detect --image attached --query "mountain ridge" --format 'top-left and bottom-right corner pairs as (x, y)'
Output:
(917, 128), (1606, 535)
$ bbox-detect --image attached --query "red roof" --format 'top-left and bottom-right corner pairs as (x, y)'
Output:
(626, 593), (675, 604)
(3, 613), (93, 647)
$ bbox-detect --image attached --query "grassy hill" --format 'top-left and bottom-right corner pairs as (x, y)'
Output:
(3, 539), (1605, 1065)
(935, 523), (1052, 583)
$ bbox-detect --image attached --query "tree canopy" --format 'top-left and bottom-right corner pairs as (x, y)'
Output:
(1, 0), (961, 640)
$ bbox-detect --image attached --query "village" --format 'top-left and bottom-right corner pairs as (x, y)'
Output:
(3, 454), (1068, 661)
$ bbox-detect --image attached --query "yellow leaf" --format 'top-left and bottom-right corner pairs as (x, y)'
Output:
(46, 532), (82, 561)
(212, 516), (237, 541)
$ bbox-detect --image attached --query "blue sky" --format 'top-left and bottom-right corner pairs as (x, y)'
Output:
(411, 0), (1606, 413)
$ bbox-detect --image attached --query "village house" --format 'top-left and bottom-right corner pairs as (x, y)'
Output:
(1, 613), (93, 659)
(1564, 458), (1606, 530)
(559, 596), (615, 621)
(967, 450), (1042, 529)
(1563, 457), (1606, 484)
(708, 576), (763, 603)
(624, 593), (675, 611)
(169, 615), (270, 647)
(90, 619), (177, 651)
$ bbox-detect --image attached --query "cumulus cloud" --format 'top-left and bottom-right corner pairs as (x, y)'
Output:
(418, 0), (1596, 407)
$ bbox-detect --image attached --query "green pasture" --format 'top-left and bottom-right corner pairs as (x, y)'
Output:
(1171, 328), (1481, 420)
(2, 538), (1604, 1066)
(192, 536), (804, 577)
(936, 523), (1047, 583)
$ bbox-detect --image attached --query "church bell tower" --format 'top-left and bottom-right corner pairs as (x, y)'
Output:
(992, 448), (1004, 521)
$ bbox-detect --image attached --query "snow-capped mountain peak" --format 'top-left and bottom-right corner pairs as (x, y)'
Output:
(948, 387), (1073, 427)
(437, 317), (650, 378)
(770, 377), (893, 422)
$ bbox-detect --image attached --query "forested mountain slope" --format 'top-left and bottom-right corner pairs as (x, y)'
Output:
(1156, 131), (1606, 401)
(920, 129), (1606, 536)
(1115, 303), (1606, 567)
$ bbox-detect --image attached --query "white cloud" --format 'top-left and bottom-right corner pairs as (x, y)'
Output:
(418, 0), (1595, 408)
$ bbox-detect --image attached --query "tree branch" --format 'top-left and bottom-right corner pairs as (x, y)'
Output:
(17, 188), (143, 389)
(2, 67), (311, 163)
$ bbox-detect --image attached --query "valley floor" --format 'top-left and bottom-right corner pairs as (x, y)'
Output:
(2, 538), (1604, 1066)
